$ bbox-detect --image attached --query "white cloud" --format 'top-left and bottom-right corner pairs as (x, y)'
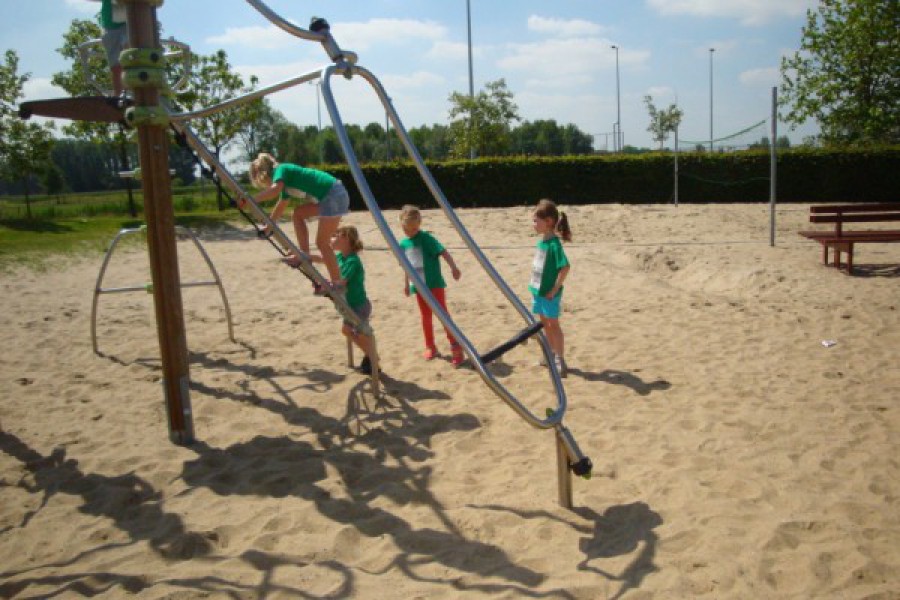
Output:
(498, 38), (648, 80)
(208, 25), (296, 51)
(527, 15), (605, 37)
(646, 85), (676, 99)
(65, 0), (98, 15)
(234, 61), (324, 86)
(381, 71), (446, 91)
(23, 77), (67, 102)
(739, 67), (779, 87)
(646, 0), (816, 26)
(209, 18), (447, 53)
(425, 40), (476, 62)
(332, 19), (447, 51)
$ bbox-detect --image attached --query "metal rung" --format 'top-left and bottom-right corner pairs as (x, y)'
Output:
(479, 322), (544, 365)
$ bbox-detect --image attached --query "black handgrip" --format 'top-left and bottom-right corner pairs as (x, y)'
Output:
(479, 322), (544, 365)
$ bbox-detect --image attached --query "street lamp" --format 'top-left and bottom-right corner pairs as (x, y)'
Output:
(466, 0), (475, 159)
(709, 47), (715, 153)
(611, 44), (620, 152)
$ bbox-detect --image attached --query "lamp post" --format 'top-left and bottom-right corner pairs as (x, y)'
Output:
(611, 44), (620, 152)
(709, 47), (715, 153)
(466, 0), (475, 159)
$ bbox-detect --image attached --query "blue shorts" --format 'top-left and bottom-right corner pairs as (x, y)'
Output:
(318, 180), (350, 217)
(532, 293), (562, 319)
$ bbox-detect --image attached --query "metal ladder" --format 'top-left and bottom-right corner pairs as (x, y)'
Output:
(204, 0), (595, 507)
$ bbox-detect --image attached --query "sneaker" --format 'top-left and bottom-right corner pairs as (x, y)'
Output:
(423, 347), (438, 360)
(451, 345), (464, 368)
(358, 355), (372, 375)
(554, 355), (568, 378)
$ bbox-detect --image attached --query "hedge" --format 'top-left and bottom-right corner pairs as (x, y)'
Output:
(320, 147), (900, 210)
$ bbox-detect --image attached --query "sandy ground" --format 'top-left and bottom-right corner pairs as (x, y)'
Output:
(1, 203), (899, 599)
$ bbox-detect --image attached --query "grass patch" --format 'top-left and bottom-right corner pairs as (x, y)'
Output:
(0, 212), (241, 272)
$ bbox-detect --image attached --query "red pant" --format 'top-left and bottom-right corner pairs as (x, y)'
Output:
(415, 287), (458, 349)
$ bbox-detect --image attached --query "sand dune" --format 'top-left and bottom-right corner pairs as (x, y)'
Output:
(1, 203), (898, 598)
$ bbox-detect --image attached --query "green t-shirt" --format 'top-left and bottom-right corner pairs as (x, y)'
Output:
(100, 0), (125, 29)
(399, 230), (446, 294)
(273, 163), (335, 202)
(528, 235), (569, 297)
(337, 252), (367, 309)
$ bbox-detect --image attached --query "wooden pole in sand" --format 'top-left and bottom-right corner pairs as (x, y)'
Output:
(123, 0), (194, 444)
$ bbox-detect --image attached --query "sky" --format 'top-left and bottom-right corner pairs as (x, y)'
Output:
(3, 0), (821, 151)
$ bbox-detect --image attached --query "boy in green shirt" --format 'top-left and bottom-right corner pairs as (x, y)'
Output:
(398, 205), (464, 367)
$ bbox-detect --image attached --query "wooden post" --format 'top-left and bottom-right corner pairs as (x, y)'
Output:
(123, 0), (194, 444)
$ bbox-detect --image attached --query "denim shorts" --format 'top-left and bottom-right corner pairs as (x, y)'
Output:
(532, 293), (562, 319)
(344, 300), (372, 329)
(318, 180), (350, 217)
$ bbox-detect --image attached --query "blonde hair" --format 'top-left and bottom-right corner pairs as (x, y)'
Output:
(534, 198), (572, 242)
(399, 204), (421, 223)
(250, 153), (278, 188)
(336, 225), (363, 253)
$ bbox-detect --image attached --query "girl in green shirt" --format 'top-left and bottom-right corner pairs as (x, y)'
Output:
(529, 199), (572, 377)
(332, 225), (376, 375)
(247, 153), (350, 295)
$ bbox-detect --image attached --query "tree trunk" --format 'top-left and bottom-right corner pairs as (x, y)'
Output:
(22, 177), (32, 219)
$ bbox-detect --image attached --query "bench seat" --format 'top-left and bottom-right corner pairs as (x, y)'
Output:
(798, 203), (900, 274)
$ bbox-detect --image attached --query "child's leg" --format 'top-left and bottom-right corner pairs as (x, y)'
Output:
(542, 316), (565, 358)
(342, 323), (374, 360)
(291, 204), (317, 255)
(414, 293), (437, 351)
(315, 215), (342, 283)
(430, 287), (458, 347)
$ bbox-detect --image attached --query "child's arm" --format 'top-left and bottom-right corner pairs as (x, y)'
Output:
(440, 249), (461, 281)
(546, 265), (570, 299)
(240, 181), (283, 208)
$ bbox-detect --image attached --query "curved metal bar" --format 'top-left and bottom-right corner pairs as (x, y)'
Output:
(91, 228), (133, 354)
(91, 226), (238, 354)
(242, 0), (358, 65)
(170, 70), (321, 122)
(177, 226), (236, 344)
(320, 64), (566, 430)
(243, 0), (326, 42)
(78, 40), (108, 95)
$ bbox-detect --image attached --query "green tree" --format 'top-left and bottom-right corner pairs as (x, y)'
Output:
(448, 79), (520, 158)
(42, 163), (67, 201)
(780, 0), (900, 146)
(236, 99), (287, 163)
(644, 95), (683, 150)
(0, 50), (55, 215)
(409, 123), (451, 160)
(176, 50), (260, 209)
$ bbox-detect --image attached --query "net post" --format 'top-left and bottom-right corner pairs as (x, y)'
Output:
(770, 86), (778, 247)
